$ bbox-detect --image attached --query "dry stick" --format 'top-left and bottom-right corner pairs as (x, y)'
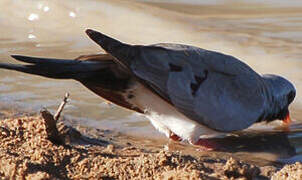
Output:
(54, 93), (70, 121)
(41, 93), (70, 144)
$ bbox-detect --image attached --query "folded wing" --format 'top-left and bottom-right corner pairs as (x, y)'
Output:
(131, 44), (266, 131)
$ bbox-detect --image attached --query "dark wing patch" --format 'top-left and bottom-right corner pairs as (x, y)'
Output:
(190, 83), (199, 96)
(169, 63), (182, 72)
(191, 70), (208, 96)
(195, 70), (208, 84)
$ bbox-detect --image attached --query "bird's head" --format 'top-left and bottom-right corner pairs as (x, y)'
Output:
(262, 74), (296, 125)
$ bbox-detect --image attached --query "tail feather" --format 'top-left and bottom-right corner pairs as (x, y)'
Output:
(11, 55), (78, 65)
(0, 63), (34, 73)
(0, 55), (111, 79)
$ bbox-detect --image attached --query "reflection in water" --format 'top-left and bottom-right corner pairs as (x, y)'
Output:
(0, 0), (302, 164)
(214, 132), (295, 155)
(160, 131), (302, 166)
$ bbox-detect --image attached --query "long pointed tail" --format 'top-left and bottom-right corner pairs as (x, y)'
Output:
(0, 54), (143, 113)
(0, 55), (111, 80)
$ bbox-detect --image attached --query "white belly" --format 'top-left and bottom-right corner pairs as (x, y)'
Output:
(126, 83), (221, 143)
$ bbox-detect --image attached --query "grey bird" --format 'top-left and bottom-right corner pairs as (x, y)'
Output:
(0, 29), (296, 149)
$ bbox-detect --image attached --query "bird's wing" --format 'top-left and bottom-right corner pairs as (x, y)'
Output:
(129, 44), (266, 132)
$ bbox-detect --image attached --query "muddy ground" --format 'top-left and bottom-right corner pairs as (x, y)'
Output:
(0, 110), (301, 179)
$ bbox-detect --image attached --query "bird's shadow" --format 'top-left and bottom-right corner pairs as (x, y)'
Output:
(212, 131), (296, 155)
(201, 129), (302, 165)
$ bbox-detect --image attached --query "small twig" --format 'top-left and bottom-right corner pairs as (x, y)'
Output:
(54, 93), (69, 121)
(41, 109), (62, 144)
(40, 93), (70, 144)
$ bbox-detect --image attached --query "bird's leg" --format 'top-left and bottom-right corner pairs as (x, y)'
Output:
(190, 138), (219, 151)
(282, 112), (291, 126)
(280, 112), (291, 132)
(169, 132), (182, 142)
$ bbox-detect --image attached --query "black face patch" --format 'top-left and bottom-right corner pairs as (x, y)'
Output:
(169, 63), (182, 72)
(190, 70), (208, 96)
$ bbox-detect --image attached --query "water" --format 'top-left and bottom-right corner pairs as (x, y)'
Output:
(0, 0), (302, 164)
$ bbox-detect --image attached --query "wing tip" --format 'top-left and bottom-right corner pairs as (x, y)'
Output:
(85, 28), (123, 48)
(85, 29), (95, 36)
(85, 28), (103, 43)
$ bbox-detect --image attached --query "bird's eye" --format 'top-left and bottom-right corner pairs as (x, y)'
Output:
(287, 91), (295, 104)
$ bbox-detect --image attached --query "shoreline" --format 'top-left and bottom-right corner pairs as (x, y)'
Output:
(0, 109), (301, 179)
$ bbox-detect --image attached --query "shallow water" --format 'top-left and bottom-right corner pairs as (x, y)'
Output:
(1, 0), (302, 164)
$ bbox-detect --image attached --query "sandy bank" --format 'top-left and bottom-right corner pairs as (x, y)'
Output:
(0, 110), (301, 179)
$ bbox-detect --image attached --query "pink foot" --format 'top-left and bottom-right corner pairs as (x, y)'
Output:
(169, 133), (182, 142)
(191, 139), (219, 151)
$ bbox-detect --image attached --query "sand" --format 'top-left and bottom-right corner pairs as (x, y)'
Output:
(272, 163), (302, 180)
(0, 111), (301, 180)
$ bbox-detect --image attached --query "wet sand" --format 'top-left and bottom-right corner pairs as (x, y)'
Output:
(2, 110), (300, 179)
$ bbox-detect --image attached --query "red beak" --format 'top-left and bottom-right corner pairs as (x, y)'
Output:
(283, 111), (291, 125)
